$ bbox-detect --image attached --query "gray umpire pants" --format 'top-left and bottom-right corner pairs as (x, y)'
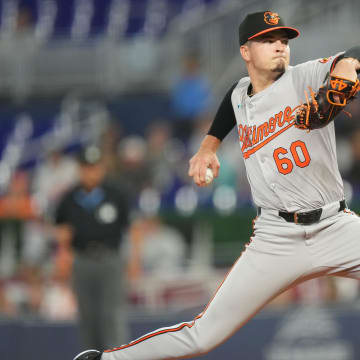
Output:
(72, 251), (129, 350)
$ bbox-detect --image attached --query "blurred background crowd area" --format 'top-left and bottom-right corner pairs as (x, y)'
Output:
(0, 0), (360, 322)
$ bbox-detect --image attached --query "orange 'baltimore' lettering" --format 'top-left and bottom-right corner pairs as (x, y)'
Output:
(268, 117), (276, 132)
(255, 123), (269, 143)
(275, 111), (284, 127)
(238, 124), (244, 142)
(284, 106), (295, 124)
(239, 105), (300, 159)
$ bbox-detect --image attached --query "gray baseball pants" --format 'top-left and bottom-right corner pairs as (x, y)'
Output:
(103, 202), (360, 360)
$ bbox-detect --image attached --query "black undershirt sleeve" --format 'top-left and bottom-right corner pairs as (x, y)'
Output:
(207, 82), (238, 141)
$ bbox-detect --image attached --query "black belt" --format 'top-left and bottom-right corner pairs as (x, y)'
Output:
(257, 200), (346, 225)
(76, 242), (116, 260)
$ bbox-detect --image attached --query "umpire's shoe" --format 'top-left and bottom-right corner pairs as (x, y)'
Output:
(73, 350), (102, 360)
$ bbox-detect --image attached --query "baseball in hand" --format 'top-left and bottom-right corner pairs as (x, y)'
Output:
(205, 168), (214, 184)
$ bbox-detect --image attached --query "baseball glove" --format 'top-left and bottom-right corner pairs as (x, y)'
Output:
(294, 74), (360, 130)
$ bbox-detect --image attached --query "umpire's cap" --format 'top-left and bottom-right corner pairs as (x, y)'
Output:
(77, 145), (103, 165)
(239, 11), (300, 46)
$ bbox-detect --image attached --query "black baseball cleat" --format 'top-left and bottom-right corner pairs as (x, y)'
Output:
(73, 350), (102, 360)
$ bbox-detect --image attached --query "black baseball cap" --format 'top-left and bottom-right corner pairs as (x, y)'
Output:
(239, 11), (300, 46)
(77, 145), (103, 165)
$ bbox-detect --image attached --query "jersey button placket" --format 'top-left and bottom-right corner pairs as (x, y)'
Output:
(249, 99), (256, 119)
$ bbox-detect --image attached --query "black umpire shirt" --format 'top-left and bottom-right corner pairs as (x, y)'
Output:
(55, 181), (129, 253)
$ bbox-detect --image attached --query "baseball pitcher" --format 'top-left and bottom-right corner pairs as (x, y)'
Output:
(74, 10), (360, 360)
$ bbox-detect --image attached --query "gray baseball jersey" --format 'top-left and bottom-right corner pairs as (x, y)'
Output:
(100, 54), (360, 360)
(233, 54), (344, 211)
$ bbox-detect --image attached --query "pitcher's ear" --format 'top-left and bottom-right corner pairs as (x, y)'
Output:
(240, 43), (250, 61)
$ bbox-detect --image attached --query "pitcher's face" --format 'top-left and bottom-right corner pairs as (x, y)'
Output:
(241, 30), (290, 75)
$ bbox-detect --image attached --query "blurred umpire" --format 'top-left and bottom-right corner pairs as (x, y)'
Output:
(54, 145), (130, 350)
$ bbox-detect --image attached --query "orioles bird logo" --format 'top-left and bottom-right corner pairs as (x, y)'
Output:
(319, 57), (330, 63)
(264, 11), (280, 25)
